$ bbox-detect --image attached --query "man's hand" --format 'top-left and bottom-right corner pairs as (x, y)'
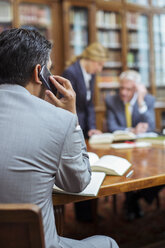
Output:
(44, 75), (76, 114)
(132, 122), (148, 134)
(136, 83), (147, 107)
(88, 129), (102, 137)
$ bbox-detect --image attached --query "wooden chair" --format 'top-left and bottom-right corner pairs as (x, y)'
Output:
(0, 203), (45, 248)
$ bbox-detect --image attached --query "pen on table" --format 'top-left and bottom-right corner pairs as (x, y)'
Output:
(126, 170), (134, 178)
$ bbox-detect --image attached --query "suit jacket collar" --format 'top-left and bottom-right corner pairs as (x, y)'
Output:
(0, 84), (30, 95)
(118, 96), (127, 127)
(74, 60), (87, 94)
(75, 60), (95, 81)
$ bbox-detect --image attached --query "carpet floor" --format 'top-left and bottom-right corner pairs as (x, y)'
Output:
(62, 188), (165, 248)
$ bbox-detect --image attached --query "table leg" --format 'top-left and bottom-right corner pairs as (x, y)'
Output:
(54, 205), (64, 236)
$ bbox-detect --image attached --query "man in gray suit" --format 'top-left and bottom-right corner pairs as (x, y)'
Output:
(106, 70), (155, 134)
(0, 28), (118, 248)
(105, 70), (161, 221)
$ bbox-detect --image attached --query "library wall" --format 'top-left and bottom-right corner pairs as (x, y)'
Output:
(1, 0), (165, 130)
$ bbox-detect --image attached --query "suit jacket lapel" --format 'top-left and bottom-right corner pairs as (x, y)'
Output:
(75, 61), (87, 96)
(132, 101), (139, 127)
(116, 96), (127, 127)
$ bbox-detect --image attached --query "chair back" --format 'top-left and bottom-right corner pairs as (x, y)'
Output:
(0, 203), (45, 248)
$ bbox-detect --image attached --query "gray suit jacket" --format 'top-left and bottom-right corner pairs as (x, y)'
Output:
(0, 84), (91, 248)
(105, 94), (155, 133)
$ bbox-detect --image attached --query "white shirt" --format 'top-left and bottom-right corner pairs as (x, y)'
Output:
(80, 64), (92, 101)
(126, 92), (147, 114)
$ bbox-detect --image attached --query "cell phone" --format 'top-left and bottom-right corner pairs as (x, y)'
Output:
(39, 65), (57, 95)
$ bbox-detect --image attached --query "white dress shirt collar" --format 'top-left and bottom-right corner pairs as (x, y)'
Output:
(80, 63), (92, 101)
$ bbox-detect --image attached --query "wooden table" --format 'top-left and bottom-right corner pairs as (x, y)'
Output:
(53, 142), (165, 234)
(155, 101), (165, 131)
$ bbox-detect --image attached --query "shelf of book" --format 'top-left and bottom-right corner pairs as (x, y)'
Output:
(0, 0), (62, 76)
(18, 2), (52, 41)
(153, 14), (165, 95)
(62, 0), (96, 65)
(1, 0), (165, 130)
(96, 10), (122, 69)
(95, 74), (120, 109)
(96, 0), (121, 4)
(69, 6), (88, 58)
(152, 0), (165, 7)
(96, 9), (122, 110)
(126, 12), (150, 87)
(126, 0), (149, 6)
(100, 0), (121, 2)
(0, 0), (13, 33)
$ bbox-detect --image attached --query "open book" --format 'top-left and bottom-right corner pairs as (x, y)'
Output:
(89, 130), (136, 145)
(88, 152), (132, 176)
(110, 141), (151, 149)
(53, 172), (105, 196)
(137, 136), (165, 145)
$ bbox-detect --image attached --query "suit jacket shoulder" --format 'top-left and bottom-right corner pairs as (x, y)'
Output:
(144, 93), (155, 106)
(62, 61), (82, 82)
(105, 94), (122, 108)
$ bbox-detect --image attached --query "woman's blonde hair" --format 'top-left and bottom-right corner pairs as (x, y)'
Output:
(66, 42), (108, 67)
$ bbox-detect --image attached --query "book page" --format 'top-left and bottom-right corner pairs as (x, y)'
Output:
(92, 155), (132, 176)
(89, 133), (114, 144)
(88, 152), (99, 165)
(113, 130), (136, 141)
(53, 172), (106, 196)
(111, 142), (151, 149)
(137, 136), (165, 145)
(136, 132), (158, 138)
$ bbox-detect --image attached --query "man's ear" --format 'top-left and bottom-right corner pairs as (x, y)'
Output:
(33, 64), (42, 85)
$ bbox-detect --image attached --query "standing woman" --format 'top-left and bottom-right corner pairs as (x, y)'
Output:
(62, 42), (108, 139)
(62, 43), (108, 222)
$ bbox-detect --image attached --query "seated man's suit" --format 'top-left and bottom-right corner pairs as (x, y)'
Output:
(106, 93), (162, 219)
(105, 93), (155, 133)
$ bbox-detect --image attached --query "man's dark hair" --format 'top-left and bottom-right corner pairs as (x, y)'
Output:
(0, 28), (52, 86)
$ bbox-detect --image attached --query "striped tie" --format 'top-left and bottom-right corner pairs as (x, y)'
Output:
(125, 102), (132, 128)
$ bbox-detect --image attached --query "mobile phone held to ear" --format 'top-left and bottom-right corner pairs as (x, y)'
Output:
(39, 65), (57, 95)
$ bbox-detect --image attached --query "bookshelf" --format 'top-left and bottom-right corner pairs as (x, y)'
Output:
(153, 13), (165, 100)
(96, 11), (122, 71)
(0, 0), (13, 33)
(101, 0), (121, 1)
(18, 2), (52, 41)
(5, 0), (62, 75)
(94, 0), (165, 130)
(16, 0), (60, 75)
(93, 1), (124, 130)
(152, 0), (165, 7)
(126, 0), (149, 5)
(62, 0), (96, 66)
(69, 6), (88, 58)
(1, 0), (165, 130)
(95, 9), (122, 108)
(126, 12), (150, 87)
